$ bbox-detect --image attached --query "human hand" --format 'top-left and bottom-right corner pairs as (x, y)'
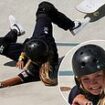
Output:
(72, 94), (93, 105)
(16, 60), (25, 69)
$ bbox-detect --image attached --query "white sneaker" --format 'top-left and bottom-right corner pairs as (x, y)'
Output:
(9, 15), (25, 36)
(71, 17), (90, 35)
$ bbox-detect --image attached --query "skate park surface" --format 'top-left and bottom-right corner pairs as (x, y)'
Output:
(0, 0), (105, 105)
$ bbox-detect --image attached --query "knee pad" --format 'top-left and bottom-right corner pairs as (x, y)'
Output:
(36, 1), (57, 16)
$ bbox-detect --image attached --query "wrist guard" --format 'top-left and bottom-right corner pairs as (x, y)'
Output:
(18, 52), (26, 61)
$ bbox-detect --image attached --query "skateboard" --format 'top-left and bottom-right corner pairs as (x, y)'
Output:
(76, 0), (105, 16)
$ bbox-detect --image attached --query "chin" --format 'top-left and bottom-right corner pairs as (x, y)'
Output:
(90, 90), (101, 95)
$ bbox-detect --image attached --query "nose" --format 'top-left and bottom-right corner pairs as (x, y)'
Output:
(89, 79), (97, 84)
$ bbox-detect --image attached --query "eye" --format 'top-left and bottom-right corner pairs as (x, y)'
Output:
(95, 74), (103, 78)
(80, 51), (83, 55)
(81, 78), (90, 83)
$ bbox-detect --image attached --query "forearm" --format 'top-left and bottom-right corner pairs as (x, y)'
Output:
(0, 76), (22, 88)
(0, 61), (41, 88)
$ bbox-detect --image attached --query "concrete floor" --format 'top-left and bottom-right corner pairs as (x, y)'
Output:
(0, 0), (105, 105)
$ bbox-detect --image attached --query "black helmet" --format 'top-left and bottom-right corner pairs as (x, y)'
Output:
(72, 44), (105, 77)
(24, 39), (49, 64)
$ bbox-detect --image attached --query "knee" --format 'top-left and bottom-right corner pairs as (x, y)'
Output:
(36, 1), (57, 16)
(38, 1), (55, 9)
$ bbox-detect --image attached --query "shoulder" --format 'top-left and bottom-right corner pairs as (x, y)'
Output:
(68, 85), (80, 104)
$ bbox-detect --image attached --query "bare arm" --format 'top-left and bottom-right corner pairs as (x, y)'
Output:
(0, 60), (36, 88)
(0, 76), (22, 88)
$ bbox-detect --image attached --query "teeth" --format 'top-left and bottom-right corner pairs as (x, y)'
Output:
(92, 87), (99, 90)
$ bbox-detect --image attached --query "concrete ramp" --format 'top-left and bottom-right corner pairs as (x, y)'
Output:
(0, 0), (105, 105)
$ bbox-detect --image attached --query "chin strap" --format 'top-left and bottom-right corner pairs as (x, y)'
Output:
(75, 77), (89, 95)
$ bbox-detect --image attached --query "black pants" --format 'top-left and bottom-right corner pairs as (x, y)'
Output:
(31, 1), (75, 69)
(0, 1), (74, 63)
(0, 30), (23, 61)
(0, 1), (75, 82)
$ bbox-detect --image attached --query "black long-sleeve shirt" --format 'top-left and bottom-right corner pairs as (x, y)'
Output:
(68, 85), (100, 105)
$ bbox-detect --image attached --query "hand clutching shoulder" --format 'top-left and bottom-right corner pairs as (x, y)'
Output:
(72, 94), (93, 105)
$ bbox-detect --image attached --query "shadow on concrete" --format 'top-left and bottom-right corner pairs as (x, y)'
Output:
(3, 42), (78, 68)
(4, 61), (16, 67)
(84, 4), (105, 22)
(3, 57), (64, 68)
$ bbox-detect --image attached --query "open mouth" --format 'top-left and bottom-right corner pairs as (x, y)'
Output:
(90, 86), (102, 94)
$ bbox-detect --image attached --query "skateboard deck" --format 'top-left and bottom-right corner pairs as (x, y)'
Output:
(76, 0), (105, 13)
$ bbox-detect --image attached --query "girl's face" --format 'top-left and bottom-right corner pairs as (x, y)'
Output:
(80, 70), (105, 95)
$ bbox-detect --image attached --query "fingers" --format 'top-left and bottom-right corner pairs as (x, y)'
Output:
(72, 103), (79, 105)
(85, 101), (93, 105)
(16, 61), (24, 69)
(20, 62), (24, 69)
(72, 101), (93, 105)
(72, 94), (93, 105)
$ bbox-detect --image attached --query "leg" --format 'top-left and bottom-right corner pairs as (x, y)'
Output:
(31, 10), (59, 67)
(36, 1), (75, 30)
(36, 2), (90, 35)
(0, 15), (25, 61)
(3, 30), (18, 43)
(0, 29), (18, 54)
(30, 5), (59, 85)
(2, 15), (25, 44)
(31, 13), (53, 39)
(0, 30), (23, 61)
(4, 42), (24, 61)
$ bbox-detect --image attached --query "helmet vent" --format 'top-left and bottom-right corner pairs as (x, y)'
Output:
(80, 51), (83, 55)
(92, 58), (97, 63)
(81, 62), (85, 68)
